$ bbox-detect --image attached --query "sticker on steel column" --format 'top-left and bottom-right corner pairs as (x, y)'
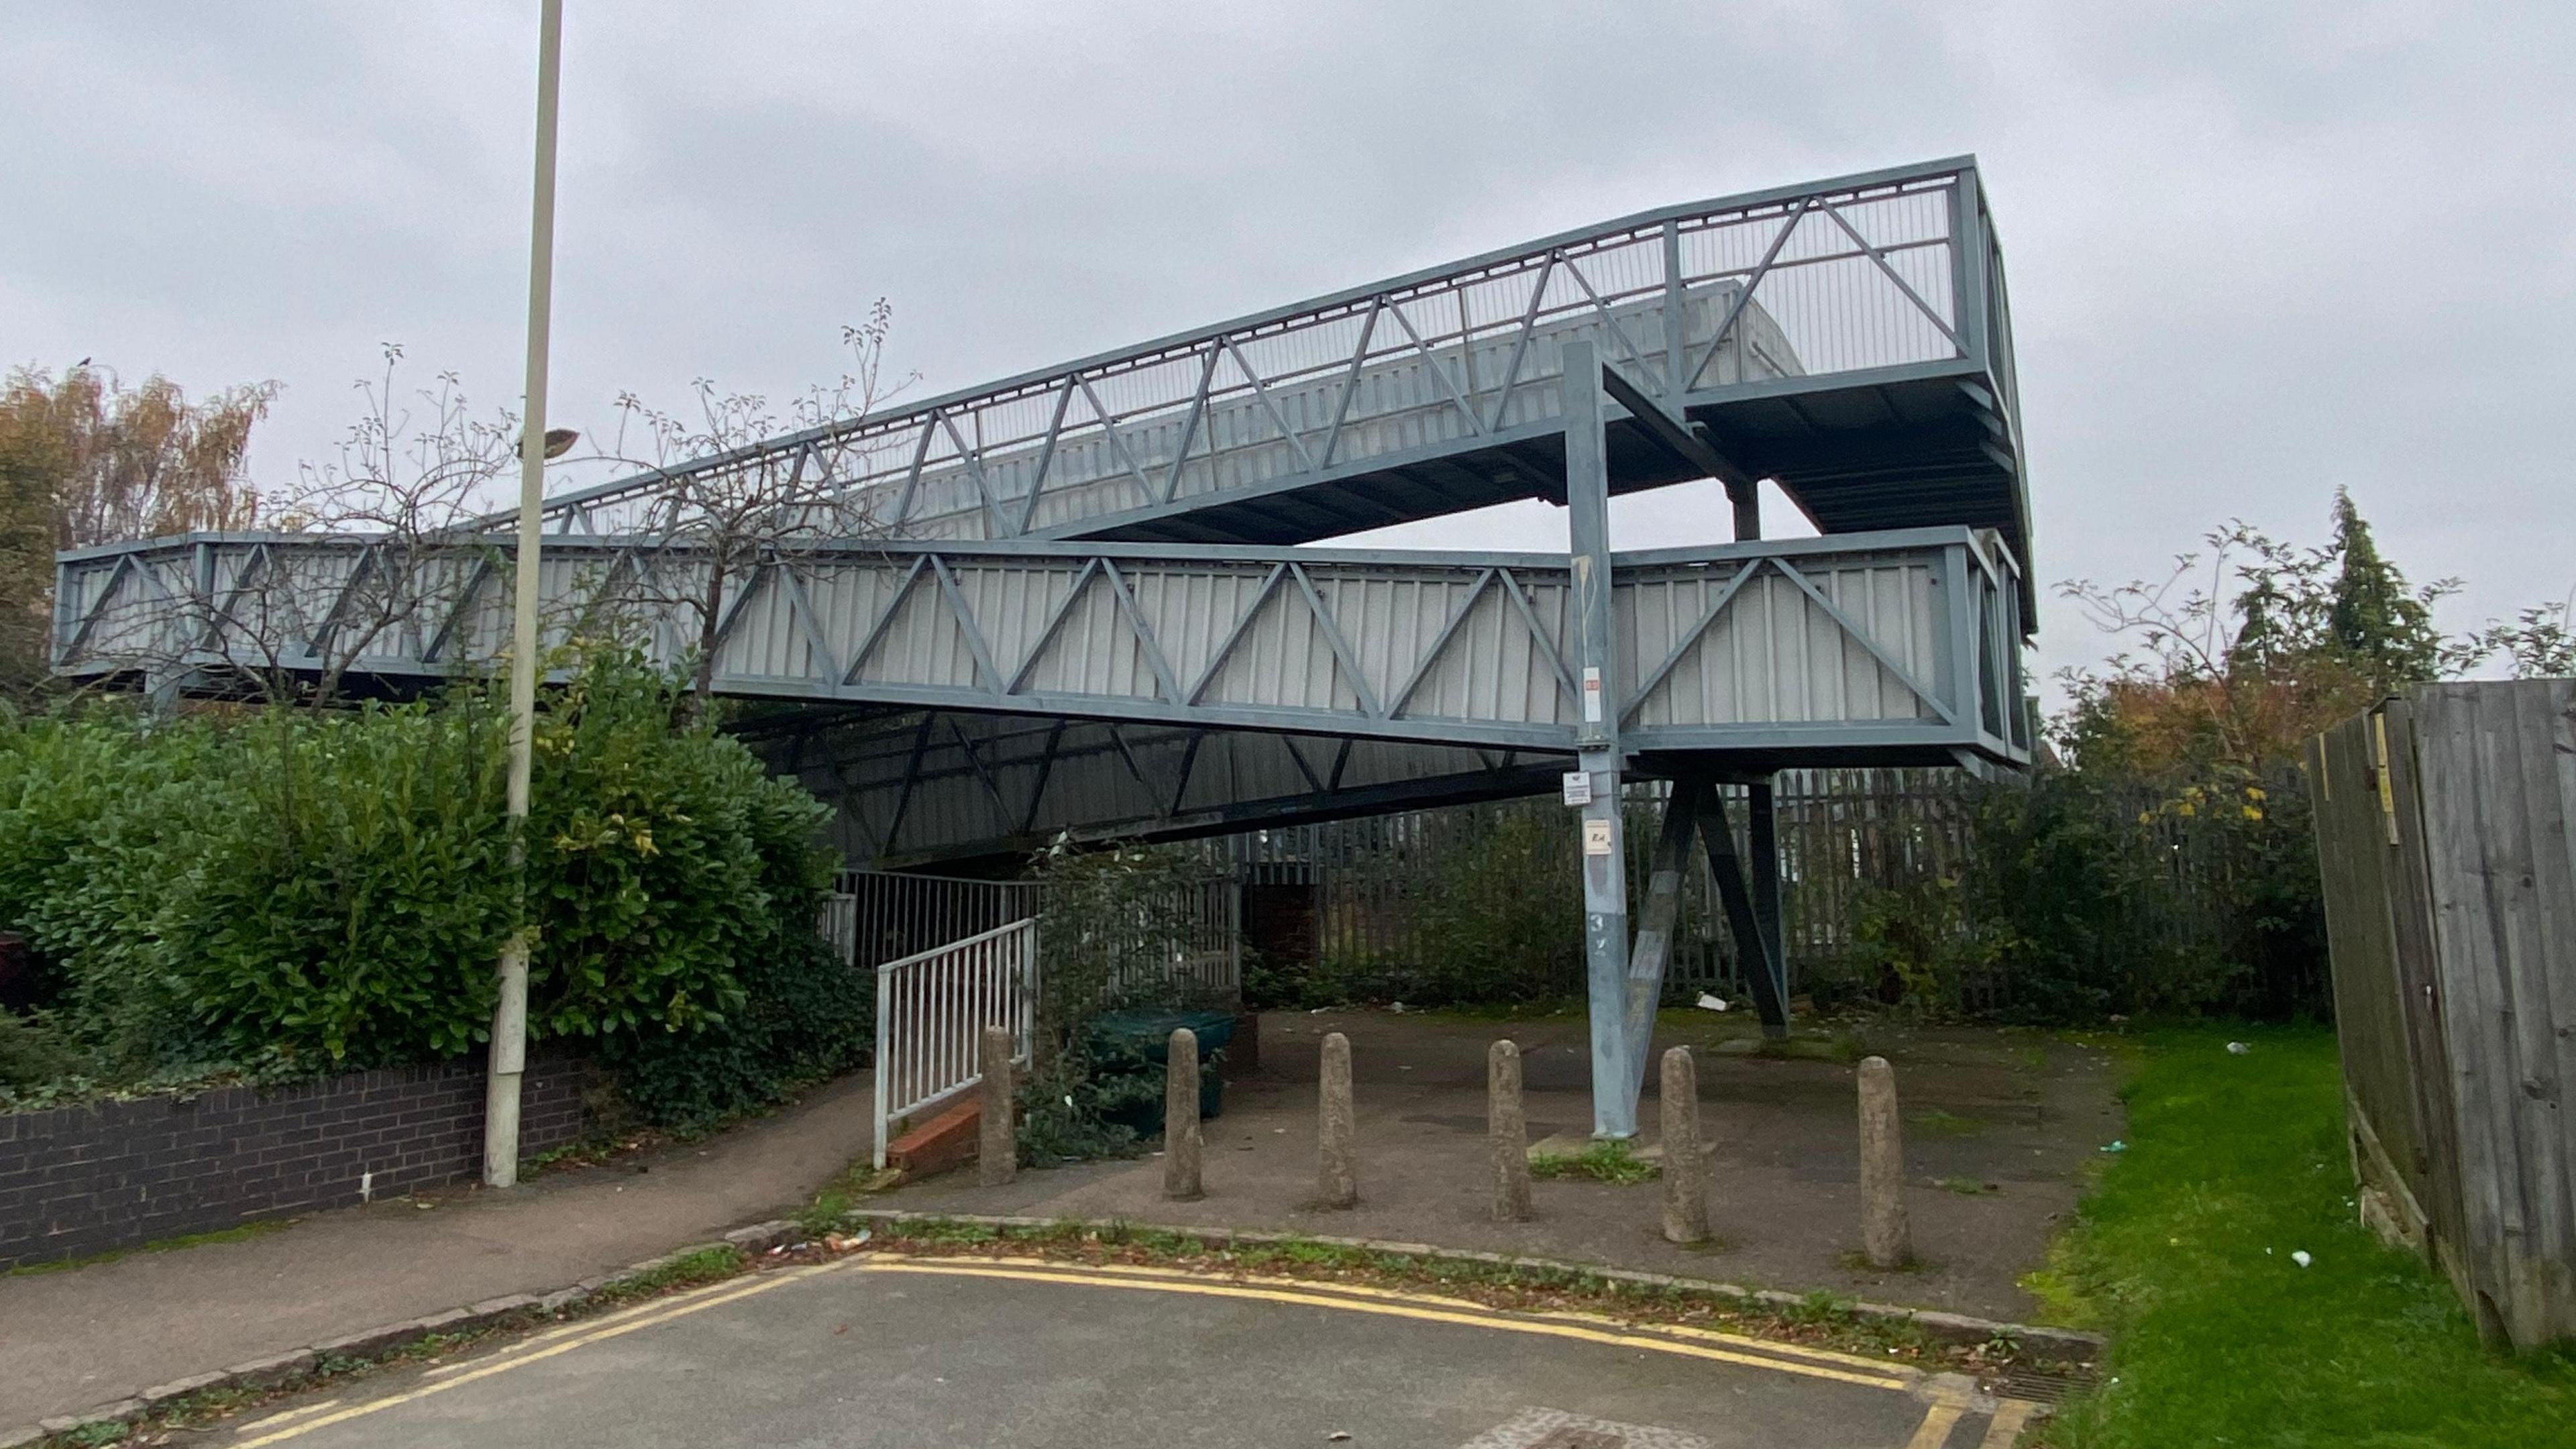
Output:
(1561, 770), (1593, 807)
(1583, 818), (1614, 856)
(1582, 666), (1603, 722)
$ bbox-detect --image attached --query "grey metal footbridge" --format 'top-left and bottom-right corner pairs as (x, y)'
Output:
(55, 156), (2032, 1138)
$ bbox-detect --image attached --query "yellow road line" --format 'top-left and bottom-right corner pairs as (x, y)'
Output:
(1904, 1401), (1964, 1448)
(859, 1256), (1913, 1392)
(229, 1261), (845, 1447)
(916, 1253), (1912, 1377)
(239, 1400), (339, 1431)
(1523, 1307), (1926, 1375)
(415, 1272), (756, 1377)
(1980, 1398), (2037, 1446)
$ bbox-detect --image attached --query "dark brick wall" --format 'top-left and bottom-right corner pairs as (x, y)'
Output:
(0, 1055), (590, 1270)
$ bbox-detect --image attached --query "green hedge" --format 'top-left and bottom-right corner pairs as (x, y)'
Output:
(0, 650), (864, 1124)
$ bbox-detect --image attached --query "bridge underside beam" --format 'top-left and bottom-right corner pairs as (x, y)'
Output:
(743, 708), (1571, 871)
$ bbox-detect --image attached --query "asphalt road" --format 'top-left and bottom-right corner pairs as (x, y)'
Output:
(208, 1256), (2039, 1448)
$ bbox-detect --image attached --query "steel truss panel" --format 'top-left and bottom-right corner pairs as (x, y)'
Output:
(54, 527), (2028, 767)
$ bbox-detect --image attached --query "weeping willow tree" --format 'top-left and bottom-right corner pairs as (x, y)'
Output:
(0, 362), (277, 689)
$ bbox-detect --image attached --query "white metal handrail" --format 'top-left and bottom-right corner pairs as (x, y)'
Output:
(871, 916), (1038, 1170)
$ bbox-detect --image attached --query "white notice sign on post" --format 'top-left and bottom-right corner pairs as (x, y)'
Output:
(1583, 818), (1614, 856)
(1561, 771), (1593, 807)
(1581, 666), (1603, 723)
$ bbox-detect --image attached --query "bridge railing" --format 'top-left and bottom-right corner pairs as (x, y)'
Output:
(518, 157), (2004, 545)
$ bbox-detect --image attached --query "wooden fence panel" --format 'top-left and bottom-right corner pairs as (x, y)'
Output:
(2378, 698), (2475, 1304)
(2312, 712), (2445, 1254)
(2320, 682), (2576, 1350)
(2410, 683), (2576, 1347)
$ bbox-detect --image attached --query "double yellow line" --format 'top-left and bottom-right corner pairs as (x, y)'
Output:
(853, 1257), (2041, 1445)
(863, 1254), (1918, 1389)
(231, 1260), (845, 1446)
(227, 1252), (2036, 1447)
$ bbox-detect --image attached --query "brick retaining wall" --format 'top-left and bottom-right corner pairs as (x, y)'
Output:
(0, 1055), (591, 1270)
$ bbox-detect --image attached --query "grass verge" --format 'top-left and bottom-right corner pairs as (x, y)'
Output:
(2029, 1024), (2575, 1447)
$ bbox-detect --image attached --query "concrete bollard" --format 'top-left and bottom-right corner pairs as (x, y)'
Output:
(1660, 1045), (1709, 1244)
(1489, 1040), (1532, 1222)
(1858, 1055), (1910, 1268)
(1164, 1027), (1204, 1201)
(1318, 1030), (1357, 1208)
(979, 1025), (1017, 1188)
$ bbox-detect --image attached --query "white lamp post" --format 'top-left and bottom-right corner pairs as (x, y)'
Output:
(486, 0), (566, 1188)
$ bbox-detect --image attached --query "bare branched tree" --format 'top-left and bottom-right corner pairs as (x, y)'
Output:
(2475, 587), (2576, 680)
(2054, 497), (2473, 767)
(72, 345), (541, 710)
(591, 303), (914, 714)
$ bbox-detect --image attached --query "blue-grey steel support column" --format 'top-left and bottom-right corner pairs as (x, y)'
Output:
(1564, 339), (1634, 1139)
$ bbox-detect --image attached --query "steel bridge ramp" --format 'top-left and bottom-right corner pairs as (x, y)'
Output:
(512, 157), (2027, 614)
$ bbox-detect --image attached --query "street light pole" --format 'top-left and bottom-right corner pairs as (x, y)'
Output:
(485, 0), (565, 1189)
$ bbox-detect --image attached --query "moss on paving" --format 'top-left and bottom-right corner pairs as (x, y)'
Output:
(1526, 1139), (1660, 1185)
(1905, 1107), (1988, 1139)
(6, 1219), (291, 1279)
(2029, 1025), (2575, 1447)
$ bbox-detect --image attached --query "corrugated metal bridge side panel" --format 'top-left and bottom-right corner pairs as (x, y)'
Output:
(56, 529), (2023, 761)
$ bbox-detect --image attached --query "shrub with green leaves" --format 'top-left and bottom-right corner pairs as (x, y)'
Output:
(0, 647), (852, 1122)
(1831, 763), (2327, 1024)
(1013, 841), (1228, 1164)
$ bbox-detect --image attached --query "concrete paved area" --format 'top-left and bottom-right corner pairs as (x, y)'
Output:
(5, 1011), (2111, 1434)
(0, 1072), (877, 1429)
(896, 1010), (2124, 1322)
(206, 1254), (2039, 1448)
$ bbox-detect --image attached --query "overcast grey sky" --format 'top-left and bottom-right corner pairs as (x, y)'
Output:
(5, 2), (2571, 689)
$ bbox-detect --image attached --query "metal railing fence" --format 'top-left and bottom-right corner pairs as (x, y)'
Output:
(1206, 769), (1979, 1000)
(871, 917), (1038, 1171)
(837, 867), (1239, 1000)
